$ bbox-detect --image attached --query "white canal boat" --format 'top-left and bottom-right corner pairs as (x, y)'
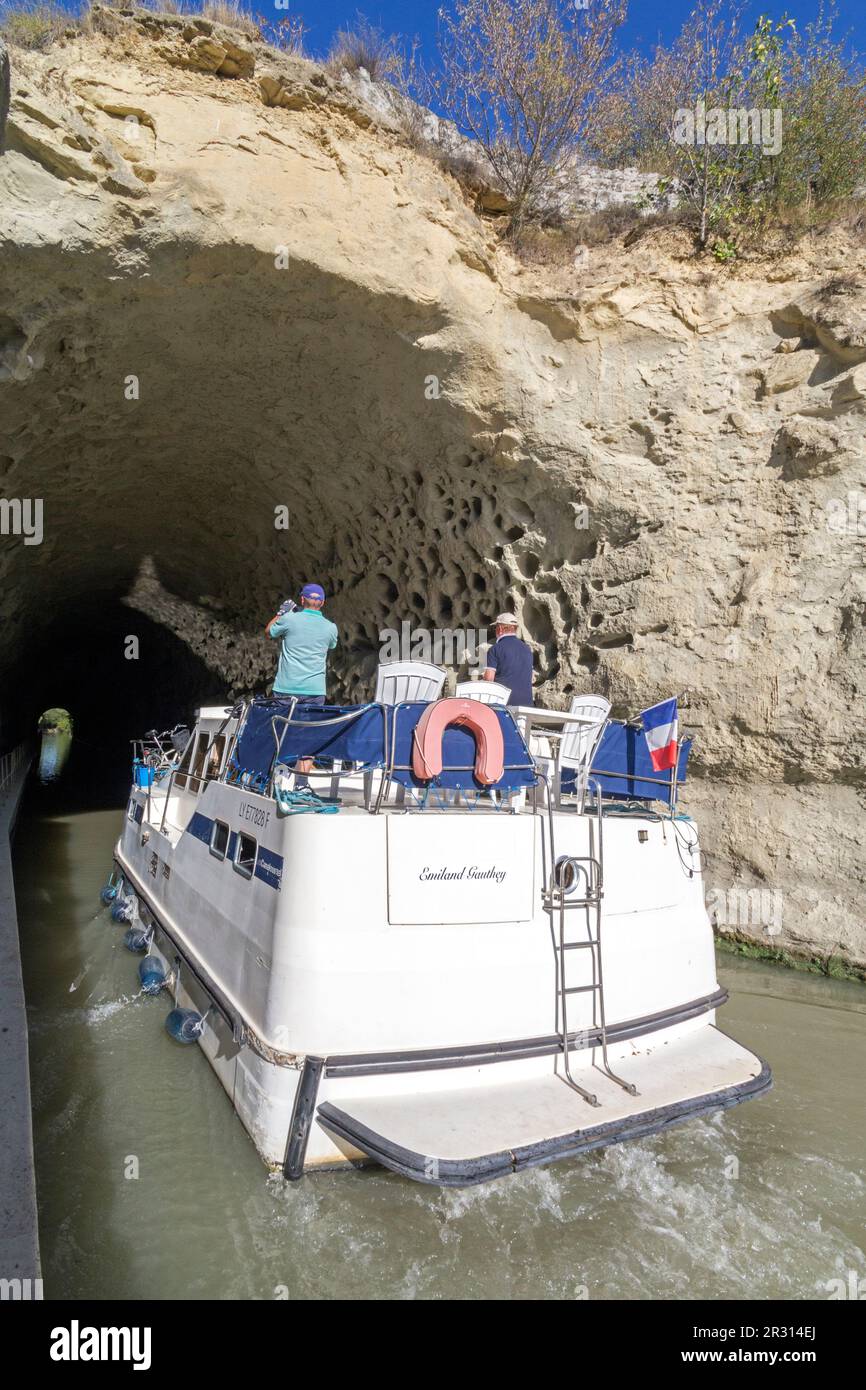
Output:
(107, 672), (771, 1186)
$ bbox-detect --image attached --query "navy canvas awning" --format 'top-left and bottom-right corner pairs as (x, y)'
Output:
(561, 722), (692, 804)
(228, 699), (536, 793)
(228, 701), (384, 791)
(229, 700), (689, 802)
(386, 703), (536, 792)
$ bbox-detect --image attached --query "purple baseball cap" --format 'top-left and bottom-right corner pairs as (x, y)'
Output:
(300, 582), (325, 601)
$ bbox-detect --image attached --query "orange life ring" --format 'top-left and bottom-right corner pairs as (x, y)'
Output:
(411, 698), (506, 787)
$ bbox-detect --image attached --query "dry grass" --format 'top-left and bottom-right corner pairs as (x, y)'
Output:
(429, 142), (488, 189)
(772, 197), (866, 244)
(396, 103), (493, 196)
(509, 223), (586, 267)
(200, 0), (258, 38)
(254, 12), (306, 55)
(0, 0), (276, 48)
(0, 0), (76, 49)
(510, 205), (693, 265)
(823, 204), (866, 245)
(511, 210), (631, 265)
(407, 133), (497, 207)
(708, 196), (866, 262)
(326, 15), (402, 83)
(570, 205), (646, 245)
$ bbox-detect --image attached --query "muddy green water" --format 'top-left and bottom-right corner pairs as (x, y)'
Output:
(14, 803), (866, 1301)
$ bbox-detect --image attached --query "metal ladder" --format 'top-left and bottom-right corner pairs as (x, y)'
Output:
(542, 777), (638, 1106)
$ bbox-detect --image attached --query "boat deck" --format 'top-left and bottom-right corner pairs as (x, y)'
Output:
(318, 1026), (771, 1185)
(143, 773), (550, 825)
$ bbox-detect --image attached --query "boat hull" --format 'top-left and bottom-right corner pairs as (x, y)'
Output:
(113, 718), (771, 1185)
(115, 844), (769, 1183)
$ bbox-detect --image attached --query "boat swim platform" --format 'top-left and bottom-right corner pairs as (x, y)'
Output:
(317, 1027), (771, 1186)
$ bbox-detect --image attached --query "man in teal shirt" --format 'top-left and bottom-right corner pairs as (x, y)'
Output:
(265, 582), (338, 784)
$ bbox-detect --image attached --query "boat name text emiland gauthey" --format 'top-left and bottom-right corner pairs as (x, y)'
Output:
(419, 864), (507, 884)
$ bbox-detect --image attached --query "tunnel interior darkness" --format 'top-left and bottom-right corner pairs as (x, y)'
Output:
(17, 604), (228, 807)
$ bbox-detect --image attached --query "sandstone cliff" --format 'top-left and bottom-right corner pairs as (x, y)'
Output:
(0, 14), (864, 969)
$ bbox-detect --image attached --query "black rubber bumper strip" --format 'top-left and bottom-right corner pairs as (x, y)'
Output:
(283, 1055), (325, 1182)
(324, 987), (729, 1079)
(317, 1060), (773, 1187)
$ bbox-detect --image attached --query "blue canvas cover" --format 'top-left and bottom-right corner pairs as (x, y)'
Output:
(385, 702), (536, 792)
(229, 700), (385, 791)
(228, 698), (536, 793)
(561, 722), (691, 804)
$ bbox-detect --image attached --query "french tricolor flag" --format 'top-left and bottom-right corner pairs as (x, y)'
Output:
(640, 698), (679, 772)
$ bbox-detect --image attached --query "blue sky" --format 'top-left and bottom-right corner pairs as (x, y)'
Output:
(270, 0), (863, 61)
(46, 1), (865, 57)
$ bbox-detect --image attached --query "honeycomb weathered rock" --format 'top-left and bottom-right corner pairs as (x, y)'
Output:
(0, 28), (864, 968)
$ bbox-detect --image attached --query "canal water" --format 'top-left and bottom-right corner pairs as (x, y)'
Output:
(13, 792), (866, 1301)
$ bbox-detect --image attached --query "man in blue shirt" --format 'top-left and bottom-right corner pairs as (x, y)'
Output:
(265, 582), (338, 784)
(484, 612), (534, 706)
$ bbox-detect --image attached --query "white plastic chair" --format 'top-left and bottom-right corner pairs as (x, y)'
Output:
(447, 679), (513, 806)
(559, 695), (611, 809)
(374, 660), (446, 706)
(453, 679), (510, 706)
(365, 661), (446, 807)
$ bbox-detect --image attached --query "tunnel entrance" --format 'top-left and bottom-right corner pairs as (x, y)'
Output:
(17, 602), (228, 809)
(1, 239), (597, 793)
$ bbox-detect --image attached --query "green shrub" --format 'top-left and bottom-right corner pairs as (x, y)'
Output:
(592, 1), (866, 246)
(712, 235), (737, 261)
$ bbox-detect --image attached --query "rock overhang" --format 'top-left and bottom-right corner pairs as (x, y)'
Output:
(1, 18), (865, 963)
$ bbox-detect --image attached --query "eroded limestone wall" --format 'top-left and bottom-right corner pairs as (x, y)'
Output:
(0, 19), (863, 967)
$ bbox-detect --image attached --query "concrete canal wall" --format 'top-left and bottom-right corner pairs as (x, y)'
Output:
(0, 747), (39, 1285)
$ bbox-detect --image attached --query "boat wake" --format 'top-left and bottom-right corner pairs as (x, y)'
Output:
(259, 1115), (865, 1301)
